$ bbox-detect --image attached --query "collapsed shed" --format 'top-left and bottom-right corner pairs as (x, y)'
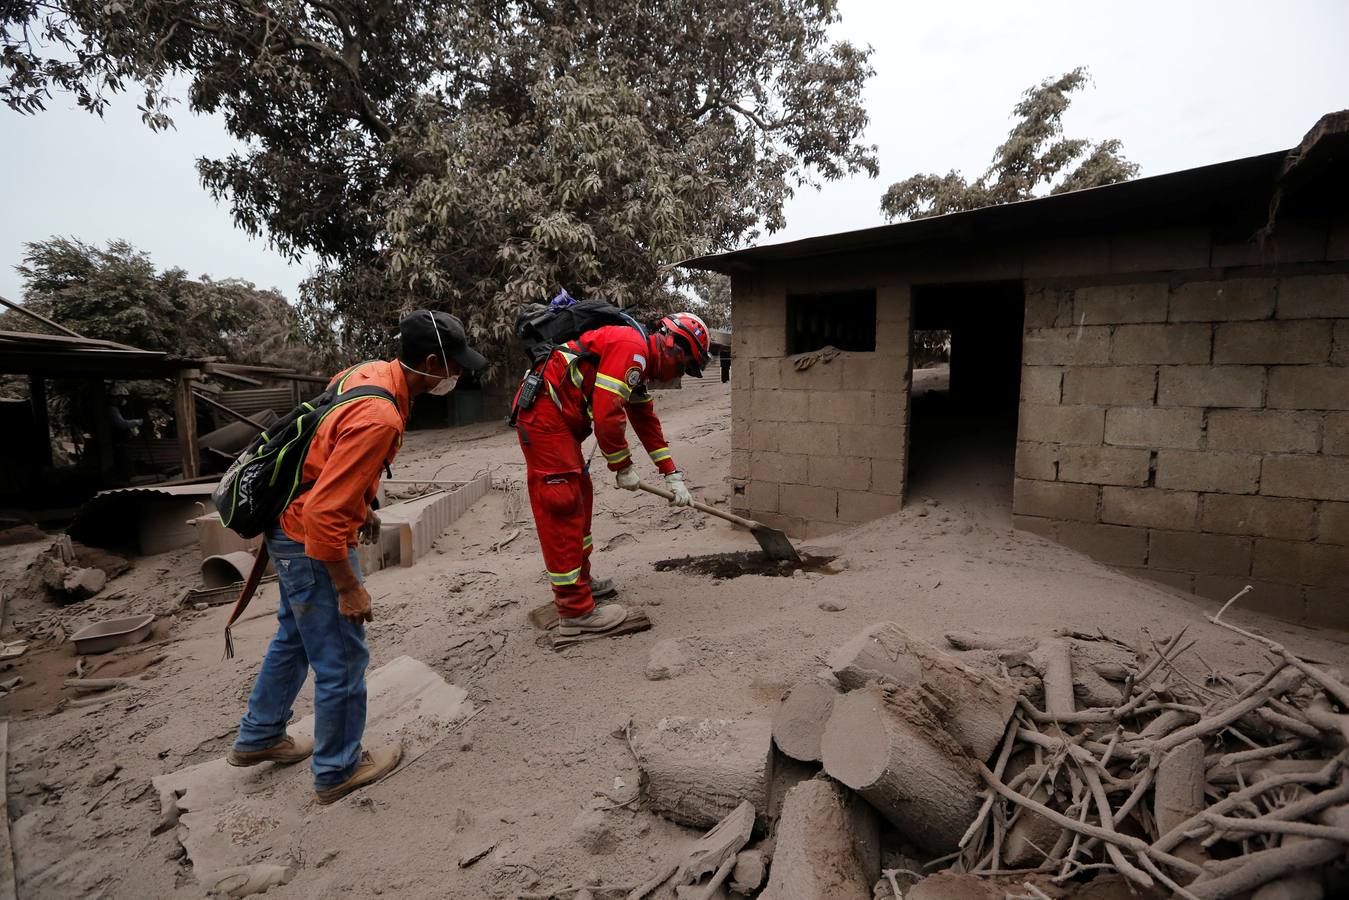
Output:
(683, 111), (1349, 629)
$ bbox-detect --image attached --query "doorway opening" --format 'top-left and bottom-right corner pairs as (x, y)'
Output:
(905, 281), (1024, 517)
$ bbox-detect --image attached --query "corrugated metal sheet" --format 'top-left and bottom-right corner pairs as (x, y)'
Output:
(216, 387), (295, 419)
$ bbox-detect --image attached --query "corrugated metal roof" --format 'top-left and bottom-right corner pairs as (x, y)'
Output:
(681, 150), (1289, 273)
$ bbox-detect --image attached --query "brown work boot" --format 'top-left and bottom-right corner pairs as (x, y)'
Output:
(227, 735), (314, 767)
(314, 745), (402, 805)
(558, 603), (627, 637)
(590, 576), (618, 599)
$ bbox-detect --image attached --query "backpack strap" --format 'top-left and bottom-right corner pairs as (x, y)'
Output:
(291, 384), (399, 498)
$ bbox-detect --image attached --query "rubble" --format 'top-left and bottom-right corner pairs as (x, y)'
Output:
(634, 718), (773, 830)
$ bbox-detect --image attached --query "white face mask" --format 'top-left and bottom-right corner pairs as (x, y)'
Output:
(428, 374), (458, 396)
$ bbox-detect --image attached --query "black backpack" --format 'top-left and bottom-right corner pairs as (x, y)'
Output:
(514, 298), (647, 368)
(213, 364), (396, 538)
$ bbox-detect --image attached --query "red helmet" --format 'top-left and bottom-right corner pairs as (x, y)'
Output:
(654, 311), (712, 377)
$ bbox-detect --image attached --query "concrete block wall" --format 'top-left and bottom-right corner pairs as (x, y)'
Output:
(729, 273), (910, 537)
(1013, 271), (1349, 628)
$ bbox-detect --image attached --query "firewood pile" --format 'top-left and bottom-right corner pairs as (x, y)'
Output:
(603, 588), (1349, 900)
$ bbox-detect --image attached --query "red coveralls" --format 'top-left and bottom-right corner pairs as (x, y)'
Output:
(514, 325), (678, 618)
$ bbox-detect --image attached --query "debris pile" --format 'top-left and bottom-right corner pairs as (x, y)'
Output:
(612, 592), (1349, 900)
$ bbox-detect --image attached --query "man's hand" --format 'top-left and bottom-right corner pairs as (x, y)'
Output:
(358, 507), (381, 544)
(337, 583), (374, 625)
(324, 557), (373, 625)
(615, 465), (640, 491)
(665, 471), (693, 507)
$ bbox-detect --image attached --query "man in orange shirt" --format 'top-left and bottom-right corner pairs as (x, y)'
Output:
(228, 310), (485, 804)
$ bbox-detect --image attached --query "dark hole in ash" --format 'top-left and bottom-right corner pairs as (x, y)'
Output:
(653, 551), (840, 580)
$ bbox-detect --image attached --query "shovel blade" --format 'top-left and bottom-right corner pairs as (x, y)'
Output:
(751, 524), (802, 563)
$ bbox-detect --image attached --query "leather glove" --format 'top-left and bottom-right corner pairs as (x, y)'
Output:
(665, 471), (693, 507)
(615, 465), (640, 491)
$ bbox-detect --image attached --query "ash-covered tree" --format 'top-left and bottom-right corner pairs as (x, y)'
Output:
(880, 68), (1138, 222)
(3, 1), (877, 370)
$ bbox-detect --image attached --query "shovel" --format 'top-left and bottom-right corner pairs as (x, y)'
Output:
(636, 480), (802, 563)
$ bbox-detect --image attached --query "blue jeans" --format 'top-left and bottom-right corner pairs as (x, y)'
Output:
(233, 527), (369, 789)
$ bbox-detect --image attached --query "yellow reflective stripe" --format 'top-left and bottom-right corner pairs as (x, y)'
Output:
(582, 534), (593, 550)
(629, 393), (654, 405)
(594, 372), (632, 400)
(649, 447), (672, 463)
(603, 447), (631, 462)
(546, 382), (562, 410)
(548, 566), (582, 586)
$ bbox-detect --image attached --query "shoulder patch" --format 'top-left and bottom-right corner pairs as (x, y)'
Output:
(625, 365), (643, 387)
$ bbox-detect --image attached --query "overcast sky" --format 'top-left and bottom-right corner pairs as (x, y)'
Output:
(3, 0), (1347, 305)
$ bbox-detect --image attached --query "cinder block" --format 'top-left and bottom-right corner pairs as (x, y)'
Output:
(730, 450), (750, 480)
(744, 480), (780, 513)
(1155, 450), (1260, 494)
(778, 423), (838, 457)
(1074, 283), (1168, 324)
(752, 510), (808, 538)
(1015, 441), (1059, 482)
(1023, 288), (1069, 329)
(1168, 279), (1276, 322)
(1267, 367), (1349, 411)
(1020, 366), (1063, 404)
(1058, 445), (1151, 486)
(871, 457), (906, 495)
(1261, 455), (1349, 501)
(778, 484), (838, 521)
(1111, 324), (1211, 365)
(1304, 587), (1349, 631)
(873, 396), (908, 428)
(808, 455), (872, 491)
(1012, 514), (1059, 540)
(1325, 414), (1349, 456)
(804, 519), (845, 539)
(749, 421), (781, 452)
(1157, 366), (1265, 409)
(1253, 539), (1349, 589)
(1334, 321), (1349, 367)
(779, 358), (843, 391)
(842, 354), (909, 393)
(1018, 403), (1106, 445)
(1022, 239), (1112, 279)
(1022, 327), (1112, 366)
(1101, 487), (1199, 530)
(755, 390), (810, 423)
(737, 324), (787, 359)
(1193, 576), (1306, 621)
(837, 490), (901, 523)
(1062, 366), (1156, 406)
(1206, 410), (1320, 454)
(1108, 228), (1211, 273)
(837, 424), (905, 460)
(1149, 530), (1253, 576)
(1276, 274), (1349, 319)
(731, 421), (749, 451)
(808, 391), (874, 424)
(1012, 478), (1099, 522)
(749, 451), (808, 485)
(1104, 407), (1203, 449)
(1211, 224), (1327, 267)
(1214, 320), (1331, 365)
(1057, 522), (1148, 566)
(1200, 494), (1317, 541)
(1318, 502), (1349, 547)
(754, 359), (782, 390)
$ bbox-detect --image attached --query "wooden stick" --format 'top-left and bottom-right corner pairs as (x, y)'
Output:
(1217, 739), (1306, 769)
(1210, 587), (1349, 709)
(959, 718), (1020, 849)
(1079, 764), (1155, 889)
(1185, 836), (1348, 900)
(974, 761), (1202, 877)
(0, 722), (15, 900)
(1201, 812), (1349, 843)
(1144, 668), (1304, 756)
(1153, 756), (1344, 852)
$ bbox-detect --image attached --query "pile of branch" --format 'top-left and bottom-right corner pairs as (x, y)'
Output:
(948, 588), (1349, 899)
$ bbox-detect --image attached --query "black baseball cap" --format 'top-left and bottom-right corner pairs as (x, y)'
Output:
(398, 309), (487, 372)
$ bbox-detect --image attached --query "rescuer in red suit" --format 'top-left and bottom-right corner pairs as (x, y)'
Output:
(514, 311), (712, 636)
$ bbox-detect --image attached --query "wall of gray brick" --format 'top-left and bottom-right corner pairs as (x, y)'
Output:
(729, 272), (910, 538)
(1013, 264), (1349, 629)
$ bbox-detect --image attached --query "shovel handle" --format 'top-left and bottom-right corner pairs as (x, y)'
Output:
(635, 480), (762, 532)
